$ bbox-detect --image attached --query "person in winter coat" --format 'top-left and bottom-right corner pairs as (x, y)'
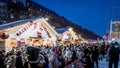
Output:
(64, 48), (72, 65)
(49, 49), (61, 68)
(108, 42), (120, 68)
(92, 46), (99, 68)
(7, 55), (16, 68)
(0, 51), (6, 68)
(81, 48), (93, 68)
(15, 51), (24, 68)
(71, 50), (77, 62)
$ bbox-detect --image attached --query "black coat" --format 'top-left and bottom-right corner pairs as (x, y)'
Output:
(15, 56), (24, 68)
(81, 55), (93, 68)
(71, 50), (77, 62)
(0, 55), (6, 68)
(108, 45), (120, 62)
(92, 49), (99, 61)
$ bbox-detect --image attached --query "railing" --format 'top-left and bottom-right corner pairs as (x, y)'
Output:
(64, 59), (84, 68)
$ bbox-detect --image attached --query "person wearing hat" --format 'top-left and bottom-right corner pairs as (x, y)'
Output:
(108, 42), (120, 68)
(49, 48), (61, 68)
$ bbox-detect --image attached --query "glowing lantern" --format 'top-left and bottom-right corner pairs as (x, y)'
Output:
(0, 31), (9, 39)
(37, 31), (42, 37)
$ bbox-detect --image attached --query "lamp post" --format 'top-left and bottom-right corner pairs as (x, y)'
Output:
(109, 20), (113, 42)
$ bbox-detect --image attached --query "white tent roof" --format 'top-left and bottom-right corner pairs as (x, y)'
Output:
(0, 17), (59, 40)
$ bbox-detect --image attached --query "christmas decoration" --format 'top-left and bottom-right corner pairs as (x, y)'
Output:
(0, 31), (9, 39)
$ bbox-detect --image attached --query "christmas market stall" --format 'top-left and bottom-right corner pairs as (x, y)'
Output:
(0, 17), (59, 52)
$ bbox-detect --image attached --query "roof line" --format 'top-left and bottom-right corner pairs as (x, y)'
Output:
(0, 17), (41, 30)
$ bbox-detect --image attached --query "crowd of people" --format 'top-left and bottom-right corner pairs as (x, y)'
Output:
(0, 41), (120, 68)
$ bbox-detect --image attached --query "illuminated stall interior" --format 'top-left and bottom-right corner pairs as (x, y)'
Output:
(0, 17), (59, 52)
(56, 27), (79, 45)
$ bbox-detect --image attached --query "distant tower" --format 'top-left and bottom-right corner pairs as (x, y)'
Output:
(113, 22), (120, 39)
(109, 3), (120, 41)
(109, 21), (120, 41)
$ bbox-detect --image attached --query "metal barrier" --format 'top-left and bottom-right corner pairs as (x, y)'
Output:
(64, 59), (84, 68)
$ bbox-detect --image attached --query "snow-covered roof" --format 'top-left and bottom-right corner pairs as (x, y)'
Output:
(0, 16), (41, 30)
(55, 27), (70, 34)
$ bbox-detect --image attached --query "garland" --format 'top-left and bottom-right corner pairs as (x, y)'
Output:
(40, 23), (51, 38)
(16, 22), (33, 36)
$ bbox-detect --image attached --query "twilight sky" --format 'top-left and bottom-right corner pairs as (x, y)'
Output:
(34, 0), (120, 37)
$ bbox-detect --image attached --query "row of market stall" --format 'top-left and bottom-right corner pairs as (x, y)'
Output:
(0, 17), (82, 52)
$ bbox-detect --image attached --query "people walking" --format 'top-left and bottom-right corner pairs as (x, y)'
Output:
(0, 50), (6, 68)
(92, 46), (99, 68)
(49, 49), (61, 68)
(81, 48), (93, 68)
(15, 51), (24, 68)
(108, 42), (120, 68)
(7, 55), (16, 68)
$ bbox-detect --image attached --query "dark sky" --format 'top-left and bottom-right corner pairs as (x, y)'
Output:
(34, 0), (120, 37)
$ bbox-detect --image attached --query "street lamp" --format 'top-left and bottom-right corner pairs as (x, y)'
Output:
(109, 20), (113, 42)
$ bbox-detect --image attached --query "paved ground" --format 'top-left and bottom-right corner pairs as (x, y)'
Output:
(94, 60), (120, 68)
